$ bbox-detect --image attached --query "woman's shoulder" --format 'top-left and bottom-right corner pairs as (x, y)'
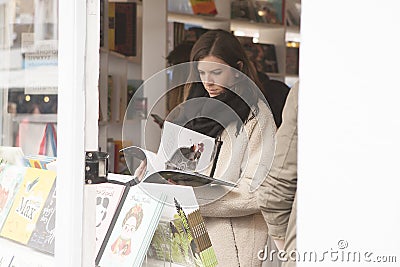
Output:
(247, 99), (275, 127)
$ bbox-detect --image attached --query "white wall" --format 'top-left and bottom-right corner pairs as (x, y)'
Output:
(141, 0), (167, 152)
(298, 0), (400, 266)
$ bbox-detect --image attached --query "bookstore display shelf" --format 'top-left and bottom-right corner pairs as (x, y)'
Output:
(268, 72), (286, 79)
(12, 114), (57, 123)
(230, 18), (284, 31)
(168, 12), (287, 35)
(286, 25), (301, 42)
(100, 47), (138, 63)
(0, 66), (58, 89)
(144, 257), (187, 267)
(0, 237), (54, 266)
(168, 12), (229, 24)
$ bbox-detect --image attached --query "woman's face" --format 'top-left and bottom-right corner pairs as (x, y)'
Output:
(197, 55), (236, 97)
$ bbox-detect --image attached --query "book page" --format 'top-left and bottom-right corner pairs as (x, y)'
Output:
(120, 146), (163, 181)
(158, 121), (216, 174)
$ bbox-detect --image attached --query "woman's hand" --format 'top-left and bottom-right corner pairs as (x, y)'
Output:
(133, 159), (147, 181)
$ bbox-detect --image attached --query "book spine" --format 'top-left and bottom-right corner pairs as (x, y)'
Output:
(108, 2), (115, 51)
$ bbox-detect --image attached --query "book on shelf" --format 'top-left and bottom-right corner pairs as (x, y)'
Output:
(237, 36), (279, 74)
(0, 167), (56, 245)
(22, 154), (56, 170)
(286, 42), (300, 75)
(168, 0), (217, 16)
(189, 0), (218, 15)
(0, 146), (25, 166)
(107, 75), (113, 121)
(96, 184), (166, 267)
(27, 181), (56, 254)
(252, 0), (284, 25)
(100, 0), (105, 47)
(231, 0), (257, 21)
(108, 2), (137, 57)
(122, 120), (235, 187)
(0, 165), (26, 231)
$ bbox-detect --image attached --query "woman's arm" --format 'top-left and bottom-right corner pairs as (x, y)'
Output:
(196, 101), (276, 218)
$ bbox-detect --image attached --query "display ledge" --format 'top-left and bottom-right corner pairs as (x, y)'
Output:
(0, 237), (54, 266)
(168, 11), (229, 24)
(142, 257), (188, 267)
(168, 12), (285, 32)
(230, 18), (284, 31)
(100, 47), (139, 63)
(0, 66), (58, 88)
(12, 114), (57, 123)
(267, 72), (286, 79)
(286, 26), (301, 42)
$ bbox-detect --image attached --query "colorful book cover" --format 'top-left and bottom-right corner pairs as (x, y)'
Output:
(253, 0), (284, 24)
(143, 183), (216, 266)
(108, 2), (115, 50)
(0, 146), (25, 166)
(0, 165), (26, 231)
(97, 185), (166, 267)
(114, 3), (137, 57)
(22, 155), (56, 170)
(0, 167), (56, 244)
(147, 196), (217, 267)
(27, 181), (56, 254)
(95, 182), (126, 255)
(189, 0), (218, 15)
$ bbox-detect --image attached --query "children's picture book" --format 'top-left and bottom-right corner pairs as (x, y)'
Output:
(0, 165), (26, 231)
(122, 121), (235, 187)
(27, 181), (56, 254)
(96, 184), (166, 267)
(144, 183), (217, 267)
(0, 146), (25, 166)
(95, 179), (126, 255)
(189, 0), (218, 15)
(22, 154), (57, 170)
(0, 167), (56, 244)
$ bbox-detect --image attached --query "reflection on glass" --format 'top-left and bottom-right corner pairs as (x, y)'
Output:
(1, 0), (58, 156)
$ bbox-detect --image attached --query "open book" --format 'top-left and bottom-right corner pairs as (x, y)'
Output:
(122, 121), (235, 187)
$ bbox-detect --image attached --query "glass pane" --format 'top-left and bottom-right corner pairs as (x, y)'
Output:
(0, 0), (57, 265)
(1, 0), (58, 156)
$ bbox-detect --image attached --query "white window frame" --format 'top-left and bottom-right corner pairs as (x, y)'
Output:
(56, 0), (99, 266)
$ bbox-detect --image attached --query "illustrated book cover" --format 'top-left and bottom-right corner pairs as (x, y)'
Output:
(95, 179), (126, 255)
(122, 121), (235, 187)
(27, 181), (56, 254)
(96, 184), (166, 267)
(0, 165), (26, 231)
(0, 167), (56, 244)
(144, 183), (217, 267)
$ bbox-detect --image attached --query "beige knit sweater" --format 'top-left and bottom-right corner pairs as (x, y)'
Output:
(194, 99), (276, 266)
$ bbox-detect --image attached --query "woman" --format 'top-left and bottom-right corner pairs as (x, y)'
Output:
(169, 30), (276, 266)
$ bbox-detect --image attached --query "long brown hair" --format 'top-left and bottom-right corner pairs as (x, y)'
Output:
(181, 29), (263, 137)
